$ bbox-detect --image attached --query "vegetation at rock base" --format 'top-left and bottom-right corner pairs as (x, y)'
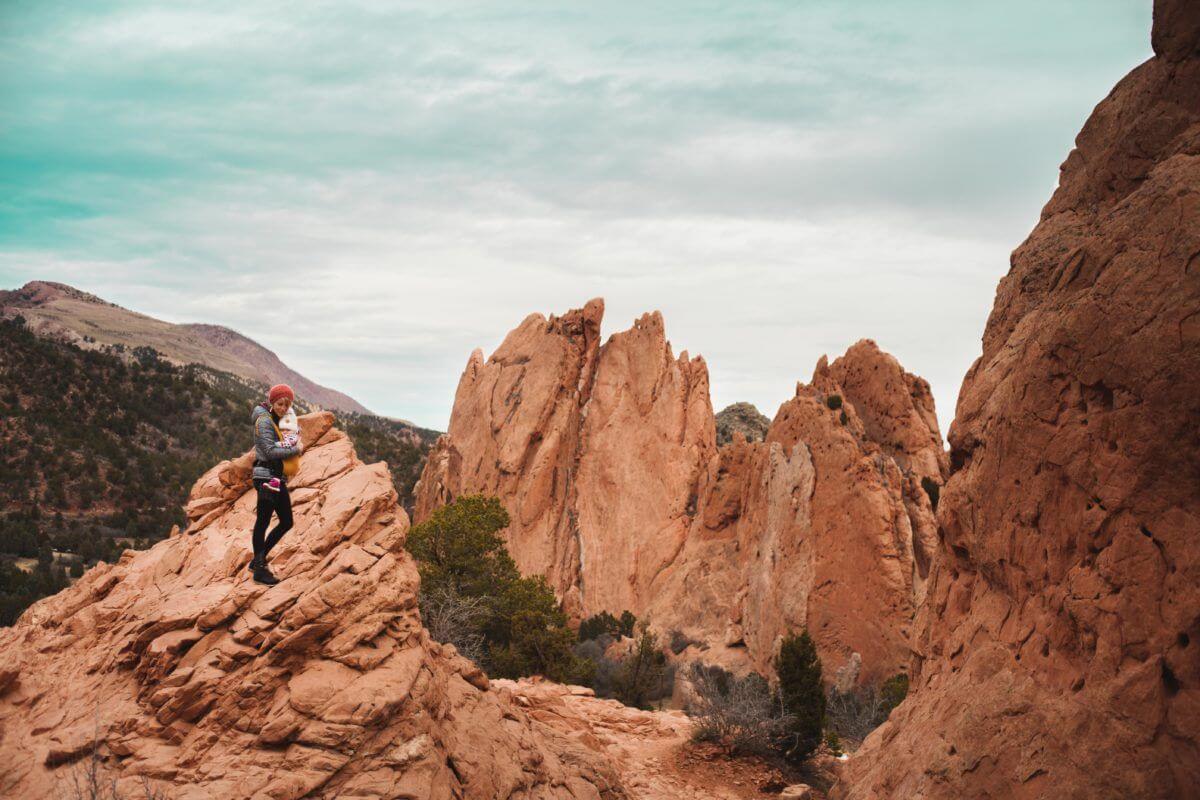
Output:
(574, 620), (675, 709)
(825, 394), (843, 411)
(0, 557), (69, 626)
(412, 495), (679, 705)
(610, 623), (674, 709)
(687, 629), (835, 765)
(776, 630), (826, 763)
(0, 315), (437, 625)
(687, 663), (795, 757)
(408, 495), (593, 684)
(826, 672), (910, 746)
(578, 609), (637, 641)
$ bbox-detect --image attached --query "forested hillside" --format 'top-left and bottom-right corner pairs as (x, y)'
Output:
(0, 315), (439, 623)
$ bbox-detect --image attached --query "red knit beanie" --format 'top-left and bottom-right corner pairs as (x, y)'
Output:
(268, 384), (295, 404)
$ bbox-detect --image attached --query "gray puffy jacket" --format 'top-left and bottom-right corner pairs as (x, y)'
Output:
(251, 404), (301, 482)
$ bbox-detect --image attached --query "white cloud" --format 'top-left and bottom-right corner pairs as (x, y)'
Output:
(0, 0), (1153, 432)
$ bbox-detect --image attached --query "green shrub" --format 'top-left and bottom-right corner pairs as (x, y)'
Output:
(578, 609), (637, 642)
(880, 672), (909, 712)
(826, 394), (843, 411)
(775, 629), (826, 763)
(410, 496), (588, 682)
(611, 624), (673, 709)
(579, 610), (621, 642)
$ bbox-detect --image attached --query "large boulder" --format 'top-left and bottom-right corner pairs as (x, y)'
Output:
(836, 2), (1200, 797)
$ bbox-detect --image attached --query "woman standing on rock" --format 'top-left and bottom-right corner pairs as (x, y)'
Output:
(249, 384), (305, 585)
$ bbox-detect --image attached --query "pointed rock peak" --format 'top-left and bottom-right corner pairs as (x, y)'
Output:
(464, 347), (485, 379)
(582, 296), (605, 325)
(630, 309), (665, 333)
(546, 299), (605, 341)
(813, 354), (830, 377)
(833, 339), (902, 376)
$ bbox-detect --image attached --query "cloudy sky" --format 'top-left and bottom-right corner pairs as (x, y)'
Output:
(0, 1), (1152, 430)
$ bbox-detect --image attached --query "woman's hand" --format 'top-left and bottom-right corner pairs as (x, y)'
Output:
(296, 441), (306, 454)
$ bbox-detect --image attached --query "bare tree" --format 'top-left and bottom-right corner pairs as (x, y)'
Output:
(56, 717), (168, 800)
(420, 584), (488, 665)
(685, 663), (795, 757)
(825, 674), (908, 748)
(825, 684), (888, 744)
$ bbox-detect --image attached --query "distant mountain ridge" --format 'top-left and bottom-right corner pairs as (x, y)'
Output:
(0, 280), (371, 414)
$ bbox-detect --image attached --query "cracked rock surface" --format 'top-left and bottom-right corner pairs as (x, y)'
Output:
(836, 2), (1200, 797)
(0, 412), (624, 800)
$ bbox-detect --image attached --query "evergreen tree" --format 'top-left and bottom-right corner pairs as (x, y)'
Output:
(775, 629), (826, 763)
(612, 623), (669, 709)
(408, 496), (587, 682)
(406, 495), (517, 598)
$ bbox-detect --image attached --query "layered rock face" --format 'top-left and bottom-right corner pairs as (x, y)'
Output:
(0, 413), (622, 799)
(415, 306), (947, 682)
(838, 3), (1200, 797)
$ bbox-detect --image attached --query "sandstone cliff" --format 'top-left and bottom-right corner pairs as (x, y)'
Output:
(836, 2), (1200, 797)
(0, 413), (622, 799)
(415, 307), (947, 683)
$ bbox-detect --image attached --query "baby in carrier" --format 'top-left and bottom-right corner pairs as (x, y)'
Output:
(264, 406), (300, 492)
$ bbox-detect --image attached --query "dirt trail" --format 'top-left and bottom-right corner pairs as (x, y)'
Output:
(495, 679), (825, 799)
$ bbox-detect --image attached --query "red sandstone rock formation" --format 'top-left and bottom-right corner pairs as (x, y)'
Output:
(415, 307), (947, 683)
(0, 413), (623, 799)
(836, 3), (1200, 797)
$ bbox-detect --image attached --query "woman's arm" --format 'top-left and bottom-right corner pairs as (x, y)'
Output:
(255, 415), (301, 460)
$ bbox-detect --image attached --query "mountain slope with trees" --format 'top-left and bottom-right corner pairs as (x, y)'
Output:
(0, 315), (439, 623)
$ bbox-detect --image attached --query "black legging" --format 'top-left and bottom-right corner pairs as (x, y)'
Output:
(252, 479), (293, 561)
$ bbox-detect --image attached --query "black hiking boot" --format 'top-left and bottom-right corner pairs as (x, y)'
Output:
(247, 557), (264, 573)
(253, 563), (280, 586)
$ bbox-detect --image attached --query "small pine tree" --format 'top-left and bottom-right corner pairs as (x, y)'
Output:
(775, 629), (825, 763)
(578, 610), (621, 642)
(406, 495), (517, 599)
(612, 623), (670, 709)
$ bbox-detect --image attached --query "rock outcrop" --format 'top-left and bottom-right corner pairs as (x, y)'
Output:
(715, 403), (771, 446)
(415, 306), (947, 682)
(837, 3), (1200, 797)
(0, 412), (623, 799)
